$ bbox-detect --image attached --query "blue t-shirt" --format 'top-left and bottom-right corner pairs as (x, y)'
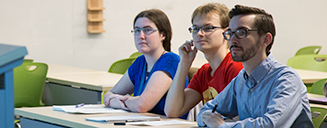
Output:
(128, 52), (188, 119)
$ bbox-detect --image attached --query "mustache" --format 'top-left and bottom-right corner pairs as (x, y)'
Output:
(230, 45), (242, 49)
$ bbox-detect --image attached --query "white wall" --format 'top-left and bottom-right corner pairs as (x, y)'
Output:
(1, 0), (326, 71)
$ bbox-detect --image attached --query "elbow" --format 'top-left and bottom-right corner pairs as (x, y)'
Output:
(134, 104), (151, 113)
(164, 108), (182, 118)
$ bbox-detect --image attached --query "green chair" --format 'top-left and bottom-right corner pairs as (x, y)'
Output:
(295, 46), (322, 56)
(23, 59), (33, 63)
(14, 62), (48, 107)
(287, 54), (327, 72)
(309, 78), (327, 95)
(129, 52), (142, 58)
(101, 91), (108, 104)
(14, 62), (48, 127)
(311, 107), (327, 128)
(108, 58), (136, 74)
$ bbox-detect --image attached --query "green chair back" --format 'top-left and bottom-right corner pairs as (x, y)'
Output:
(287, 54), (327, 72)
(14, 62), (48, 108)
(101, 91), (108, 104)
(311, 107), (327, 128)
(309, 78), (327, 95)
(108, 58), (136, 74)
(23, 59), (33, 63)
(295, 46), (321, 56)
(129, 52), (142, 58)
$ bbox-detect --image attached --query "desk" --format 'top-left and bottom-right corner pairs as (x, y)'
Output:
(43, 63), (123, 105)
(191, 57), (327, 84)
(295, 69), (327, 84)
(15, 106), (198, 128)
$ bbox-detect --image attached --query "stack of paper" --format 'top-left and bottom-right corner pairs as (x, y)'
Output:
(127, 119), (197, 126)
(308, 97), (327, 104)
(85, 115), (160, 123)
(53, 104), (127, 114)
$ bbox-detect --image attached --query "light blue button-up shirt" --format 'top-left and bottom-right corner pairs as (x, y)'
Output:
(197, 54), (313, 128)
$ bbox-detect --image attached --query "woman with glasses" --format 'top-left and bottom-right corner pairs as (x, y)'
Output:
(103, 9), (188, 119)
(165, 3), (243, 119)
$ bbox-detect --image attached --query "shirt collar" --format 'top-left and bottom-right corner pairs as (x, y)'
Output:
(243, 53), (275, 86)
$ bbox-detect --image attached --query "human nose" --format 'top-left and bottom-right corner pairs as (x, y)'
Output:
(230, 33), (238, 45)
(137, 30), (146, 39)
(196, 28), (205, 36)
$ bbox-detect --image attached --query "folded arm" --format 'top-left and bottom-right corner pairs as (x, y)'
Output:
(124, 71), (172, 113)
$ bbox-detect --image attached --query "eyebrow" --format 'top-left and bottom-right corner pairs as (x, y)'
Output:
(134, 26), (152, 29)
(227, 26), (249, 31)
(192, 23), (213, 27)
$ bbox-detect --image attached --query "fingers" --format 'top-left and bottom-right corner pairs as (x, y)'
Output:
(116, 95), (129, 101)
(180, 40), (194, 52)
(104, 94), (122, 107)
(109, 99), (124, 109)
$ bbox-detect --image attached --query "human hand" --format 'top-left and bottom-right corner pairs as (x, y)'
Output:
(104, 94), (128, 107)
(202, 110), (225, 127)
(179, 40), (197, 63)
(108, 98), (127, 109)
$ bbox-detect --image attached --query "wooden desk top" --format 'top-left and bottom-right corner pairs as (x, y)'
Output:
(47, 63), (104, 75)
(307, 93), (325, 99)
(15, 106), (198, 128)
(295, 69), (327, 84)
(191, 58), (327, 84)
(46, 63), (123, 91)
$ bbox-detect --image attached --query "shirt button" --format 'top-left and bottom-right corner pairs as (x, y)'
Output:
(250, 89), (253, 92)
(257, 81), (260, 83)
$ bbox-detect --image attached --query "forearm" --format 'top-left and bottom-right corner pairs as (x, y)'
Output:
(124, 96), (155, 113)
(165, 61), (192, 117)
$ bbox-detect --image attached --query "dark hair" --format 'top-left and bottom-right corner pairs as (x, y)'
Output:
(229, 5), (276, 55)
(133, 9), (172, 51)
(191, 3), (230, 28)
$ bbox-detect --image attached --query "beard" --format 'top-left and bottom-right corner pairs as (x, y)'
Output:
(230, 40), (261, 62)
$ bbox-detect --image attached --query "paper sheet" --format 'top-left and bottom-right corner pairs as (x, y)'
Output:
(53, 104), (127, 114)
(85, 115), (160, 123)
(127, 119), (196, 126)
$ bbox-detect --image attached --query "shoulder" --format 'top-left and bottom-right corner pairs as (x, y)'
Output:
(160, 52), (180, 61)
(129, 55), (145, 73)
(156, 52), (180, 67)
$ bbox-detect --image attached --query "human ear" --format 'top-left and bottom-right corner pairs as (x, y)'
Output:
(262, 33), (272, 46)
(160, 32), (166, 42)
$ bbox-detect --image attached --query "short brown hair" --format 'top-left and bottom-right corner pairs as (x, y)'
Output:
(191, 3), (230, 28)
(229, 5), (276, 55)
(133, 9), (172, 51)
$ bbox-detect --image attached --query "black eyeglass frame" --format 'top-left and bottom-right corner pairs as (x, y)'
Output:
(188, 26), (223, 33)
(222, 29), (259, 41)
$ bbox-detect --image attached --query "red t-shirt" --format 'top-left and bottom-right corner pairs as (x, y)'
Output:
(187, 52), (243, 104)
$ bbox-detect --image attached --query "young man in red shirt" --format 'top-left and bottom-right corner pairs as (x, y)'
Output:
(165, 3), (243, 118)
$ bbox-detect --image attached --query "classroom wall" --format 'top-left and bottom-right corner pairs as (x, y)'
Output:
(1, 0), (326, 71)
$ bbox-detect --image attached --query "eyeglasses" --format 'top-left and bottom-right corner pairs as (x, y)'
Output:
(131, 27), (158, 35)
(188, 26), (223, 34)
(222, 29), (259, 41)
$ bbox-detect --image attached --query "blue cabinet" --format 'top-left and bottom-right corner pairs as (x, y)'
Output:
(0, 44), (27, 128)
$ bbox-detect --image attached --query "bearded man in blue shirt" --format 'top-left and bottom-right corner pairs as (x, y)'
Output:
(197, 4), (313, 128)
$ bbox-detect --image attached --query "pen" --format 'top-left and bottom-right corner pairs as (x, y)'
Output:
(212, 103), (218, 113)
(75, 103), (84, 108)
(114, 122), (126, 125)
(204, 99), (218, 127)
